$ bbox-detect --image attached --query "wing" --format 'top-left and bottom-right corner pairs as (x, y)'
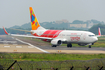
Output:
(3, 27), (52, 40)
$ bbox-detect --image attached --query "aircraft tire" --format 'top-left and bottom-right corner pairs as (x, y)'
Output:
(89, 45), (91, 48)
(67, 44), (72, 48)
(54, 45), (57, 47)
(52, 45), (57, 47)
(52, 45), (54, 47)
(70, 44), (72, 48)
(67, 44), (69, 48)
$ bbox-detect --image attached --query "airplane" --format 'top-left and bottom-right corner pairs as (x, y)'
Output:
(3, 7), (101, 48)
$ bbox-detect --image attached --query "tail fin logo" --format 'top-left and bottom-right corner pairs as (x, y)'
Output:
(32, 21), (35, 25)
(35, 22), (38, 26)
(29, 7), (40, 30)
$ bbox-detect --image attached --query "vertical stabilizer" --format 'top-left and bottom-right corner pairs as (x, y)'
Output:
(98, 28), (101, 36)
(29, 7), (40, 30)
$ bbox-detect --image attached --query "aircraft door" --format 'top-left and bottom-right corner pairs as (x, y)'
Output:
(82, 33), (87, 40)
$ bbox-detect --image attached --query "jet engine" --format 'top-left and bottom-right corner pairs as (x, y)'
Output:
(51, 39), (62, 46)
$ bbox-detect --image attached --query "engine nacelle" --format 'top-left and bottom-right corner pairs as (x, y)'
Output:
(51, 39), (62, 46)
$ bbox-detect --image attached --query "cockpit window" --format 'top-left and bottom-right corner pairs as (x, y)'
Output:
(89, 35), (95, 37)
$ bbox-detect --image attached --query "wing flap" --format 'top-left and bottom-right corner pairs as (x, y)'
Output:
(10, 28), (31, 32)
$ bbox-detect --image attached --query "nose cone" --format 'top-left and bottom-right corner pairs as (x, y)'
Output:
(93, 37), (98, 42)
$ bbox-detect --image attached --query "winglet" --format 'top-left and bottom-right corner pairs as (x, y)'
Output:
(96, 27), (101, 37)
(98, 27), (101, 36)
(3, 27), (8, 35)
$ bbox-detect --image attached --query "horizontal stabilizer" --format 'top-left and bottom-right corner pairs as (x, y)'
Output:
(10, 28), (31, 32)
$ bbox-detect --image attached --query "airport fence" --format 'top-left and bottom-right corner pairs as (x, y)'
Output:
(13, 59), (105, 70)
(0, 53), (105, 70)
(0, 59), (105, 70)
(0, 53), (14, 70)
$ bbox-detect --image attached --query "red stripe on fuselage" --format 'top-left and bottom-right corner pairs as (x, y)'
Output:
(32, 33), (38, 36)
(40, 30), (63, 38)
(32, 30), (63, 38)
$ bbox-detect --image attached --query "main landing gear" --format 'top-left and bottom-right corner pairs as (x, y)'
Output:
(67, 43), (72, 48)
(52, 45), (57, 47)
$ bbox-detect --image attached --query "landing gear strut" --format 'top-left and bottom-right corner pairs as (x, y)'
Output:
(88, 45), (91, 48)
(67, 43), (72, 48)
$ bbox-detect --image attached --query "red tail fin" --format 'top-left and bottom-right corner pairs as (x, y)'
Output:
(98, 28), (101, 36)
(3, 27), (8, 35)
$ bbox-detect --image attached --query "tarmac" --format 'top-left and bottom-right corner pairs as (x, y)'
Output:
(0, 35), (105, 54)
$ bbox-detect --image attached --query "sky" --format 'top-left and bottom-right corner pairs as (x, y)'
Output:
(0, 0), (105, 28)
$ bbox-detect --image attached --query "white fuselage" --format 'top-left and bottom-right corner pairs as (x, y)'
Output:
(32, 29), (98, 45)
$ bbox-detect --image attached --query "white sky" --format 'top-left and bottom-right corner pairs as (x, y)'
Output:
(0, 0), (105, 28)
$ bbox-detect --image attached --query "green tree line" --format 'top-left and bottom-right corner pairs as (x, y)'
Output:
(89, 24), (105, 35)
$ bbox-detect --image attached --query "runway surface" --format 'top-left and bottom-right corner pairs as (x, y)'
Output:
(0, 35), (105, 54)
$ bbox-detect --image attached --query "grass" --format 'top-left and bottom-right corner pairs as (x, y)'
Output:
(1, 53), (105, 70)
(0, 53), (105, 70)
(9, 53), (105, 61)
(8, 36), (105, 61)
